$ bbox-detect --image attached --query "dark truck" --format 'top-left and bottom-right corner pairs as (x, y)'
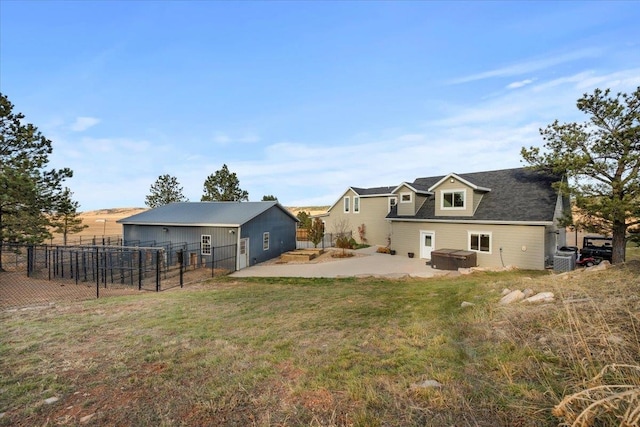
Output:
(579, 236), (613, 262)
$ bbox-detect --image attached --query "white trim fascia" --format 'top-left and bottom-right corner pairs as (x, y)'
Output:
(428, 173), (491, 192)
(388, 218), (554, 226)
(119, 222), (242, 227)
(391, 182), (433, 195)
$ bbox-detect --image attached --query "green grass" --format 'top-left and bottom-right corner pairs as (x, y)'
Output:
(1, 267), (638, 426)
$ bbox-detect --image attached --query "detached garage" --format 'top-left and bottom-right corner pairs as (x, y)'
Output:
(117, 201), (298, 271)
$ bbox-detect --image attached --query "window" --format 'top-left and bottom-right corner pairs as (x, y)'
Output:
(469, 232), (491, 253)
(442, 190), (465, 209)
(201, 235), (211, 255)
(400, 192), (412, 203)
(353, 196), (360, 213)
(263, 232), (270, 250)
(388, 197), (397, 212)
(343, 196), (350, 213)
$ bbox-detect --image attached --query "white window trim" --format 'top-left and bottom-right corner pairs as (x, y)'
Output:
(343, 196), (350, 213)
(353, 196), (360, 213)
(201, 235), (212, 255)
(441, 189), (466, 210)
(400, 192), (412, 203)
(263, 232), (270, 251)
(388, 196), (397, 212)
(468, 231), (492, 254)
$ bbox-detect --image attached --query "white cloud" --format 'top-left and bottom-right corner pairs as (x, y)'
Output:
(69, 116), (100, 132)
(448, 48), (601, 85)
(507, 79), (534, 89)
(213, 132), (260, 145)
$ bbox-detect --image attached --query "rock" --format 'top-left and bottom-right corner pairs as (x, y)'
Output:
(80, 414), (95, 424)
(523, 292), (555, 303)
(586, 260), (611, 272)
(461, 301), (475, 308)
(44, 397), (59, 405)
(501, 288), (511, 296)
(499, 290), (525, 305)
(523, 288), (534, 298)
(411, 379), (443, 389)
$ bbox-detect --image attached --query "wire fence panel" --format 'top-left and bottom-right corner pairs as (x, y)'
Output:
(0, 241), (237, 309)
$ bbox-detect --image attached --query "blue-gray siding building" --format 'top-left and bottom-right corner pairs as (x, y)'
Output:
(117, 201), (298, 270)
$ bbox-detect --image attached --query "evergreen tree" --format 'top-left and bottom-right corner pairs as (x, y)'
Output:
(201, 164), (249, 202)
(296, 211), (312, 230)
(522, 87), (640, 264)
(261, 195), (277, 201)
(145, 174), (188, 208)
(0, 93), (73, 270)
(51, 188), (87, 245)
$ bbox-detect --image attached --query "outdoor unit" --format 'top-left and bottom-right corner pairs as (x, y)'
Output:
(554, 251), (576, 272)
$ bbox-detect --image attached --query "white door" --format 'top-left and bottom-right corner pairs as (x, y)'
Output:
(238, 238), (249, 269)
(420, 231), (435, 259)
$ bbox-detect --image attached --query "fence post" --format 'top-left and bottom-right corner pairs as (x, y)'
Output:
(95, 247), (100, 299)
(211, 246), (216, 277)
(155, 250), (161, 292)
(178, 250), (184, 288)
(138, 250), (143, 291)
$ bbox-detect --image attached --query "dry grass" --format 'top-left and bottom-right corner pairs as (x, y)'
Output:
(1, 259), (639, 426)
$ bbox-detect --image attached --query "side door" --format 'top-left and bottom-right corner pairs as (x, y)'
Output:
(420, 231), (435, 259)
(238, 238), (249, 269)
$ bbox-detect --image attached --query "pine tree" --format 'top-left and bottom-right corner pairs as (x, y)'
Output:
(145, 174), (188, 208)
(51, 188), (87, 245)
(201, 164), (249, 202)
(1, 93), (73, 270)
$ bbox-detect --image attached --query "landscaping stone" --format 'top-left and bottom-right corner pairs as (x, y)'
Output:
(499, 290), (525, 305)
(461, 301), (475, 308)
(522, 292), (555, 303)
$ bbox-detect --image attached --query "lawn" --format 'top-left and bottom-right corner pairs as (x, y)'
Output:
(1, 264), (639, 426)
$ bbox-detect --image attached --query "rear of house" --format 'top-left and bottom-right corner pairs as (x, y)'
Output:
(386, 168), (568, 270)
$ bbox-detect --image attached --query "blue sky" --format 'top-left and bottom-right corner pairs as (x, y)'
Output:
(2, 1), (639, 211)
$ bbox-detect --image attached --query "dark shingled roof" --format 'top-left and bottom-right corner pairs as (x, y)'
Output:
(387, 167), (561, 222)
(117, 201), (298, 226)
(351, 186), (396, 196)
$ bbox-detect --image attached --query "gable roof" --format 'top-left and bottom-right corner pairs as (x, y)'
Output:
(350, 186), (396, 197)
(428, 173), (491, 192)
(324, 185), (397, 213)
(388, 167), (561, 223)
(117, 201), (298, 227)
(392, 182), (433, 195)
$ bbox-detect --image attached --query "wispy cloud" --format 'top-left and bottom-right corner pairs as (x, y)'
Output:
(213, 132), (260, 145)
(507, 79), (534, 89)
(448, 48), (601, 85)
(69, 116), (100, 132)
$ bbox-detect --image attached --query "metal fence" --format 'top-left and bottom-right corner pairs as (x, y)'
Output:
(296, 231), (351, 250)
(0, 241), (236, 309)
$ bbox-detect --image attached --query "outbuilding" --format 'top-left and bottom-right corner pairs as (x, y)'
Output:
(117, 201), (298, 271)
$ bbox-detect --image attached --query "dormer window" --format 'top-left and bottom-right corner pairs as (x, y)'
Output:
(442, 190), (465, 209)
(400, 192), (412, 203)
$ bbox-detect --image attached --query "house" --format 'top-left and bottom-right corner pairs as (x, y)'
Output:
(321, 167), (569, 270)
(117, 201), (298, 270)
(316, 186), (397, 246)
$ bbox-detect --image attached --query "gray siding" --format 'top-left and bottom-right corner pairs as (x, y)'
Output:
(242, 205), (297, 266)
(390, 221), (548, 270)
